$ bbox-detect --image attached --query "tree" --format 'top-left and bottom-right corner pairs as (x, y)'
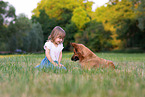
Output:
(32, 0), (94, 51)
(128, 0), (145, 49)
(0, 0), (16, 51)
(128, 0), (145, 31)
(28, 22), (43, 52)
(71, 7), (91, 29)
(8, 14), (44, 52)
(111, 0), (145, 49)
(93, 0), (142, 49)
(0, 0), (16, 26)
(32, 9), (57, 42)
(8, 14), (32, 51)
(32, 0), (89, 20)
(63, 22), (78, 51)
(77, 20), (113, 51)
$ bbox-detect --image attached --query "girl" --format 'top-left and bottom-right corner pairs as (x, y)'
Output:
(35, 26), (66, 70)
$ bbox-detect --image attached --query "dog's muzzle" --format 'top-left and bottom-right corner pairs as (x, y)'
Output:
(71, 56), (79, 61)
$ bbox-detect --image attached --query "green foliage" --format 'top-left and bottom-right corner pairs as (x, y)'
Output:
(28, 23), (44, 52)
(0, 0), (16, 51)
(0, 0), (16, 25)
(93, 0), (145, 50)
(128, 0), (145, 31)
(63, 23), (78, 51)
(32, 0), (103, 51)
(77, 20), (113, 51)
(32, 9), (57, 42)
(7, 14), (44, 52)
(1, 0), (145, 52)
(0, 1), (44, 52)
(7, 14), (32, 51)
(32, 1), (79, 50)
(127, 0), (145, 49)
(32, 0), (91, 20)
(71, 7), (91, 29)
(116, 19), (144, 48)
(109, 0), (145, 49)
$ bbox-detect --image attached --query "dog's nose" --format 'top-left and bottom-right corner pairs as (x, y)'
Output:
(71, 57), (74, 61)
(71, 56), (79, 61)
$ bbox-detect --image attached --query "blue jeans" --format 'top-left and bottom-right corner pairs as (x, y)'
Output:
(35, 56), (67, 70)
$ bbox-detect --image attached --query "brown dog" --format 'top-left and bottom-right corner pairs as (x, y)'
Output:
(71, 43), (115, 69)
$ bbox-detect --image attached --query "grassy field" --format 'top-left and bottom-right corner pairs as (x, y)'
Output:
(0, 53), (145, 97)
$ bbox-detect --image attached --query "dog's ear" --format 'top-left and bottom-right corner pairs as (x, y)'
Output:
(71, 43), (85, 59)
(70, 43), (78, 47)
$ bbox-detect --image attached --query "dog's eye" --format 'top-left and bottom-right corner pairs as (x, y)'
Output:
(75, 49), (77, 52)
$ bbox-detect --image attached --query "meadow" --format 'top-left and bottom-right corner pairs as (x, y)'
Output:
(0, 53), (145, 97)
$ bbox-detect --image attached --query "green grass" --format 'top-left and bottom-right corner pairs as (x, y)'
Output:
(0, 53), (145, 97)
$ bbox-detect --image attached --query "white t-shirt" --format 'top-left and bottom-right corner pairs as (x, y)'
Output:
(44, 41), (64, 61)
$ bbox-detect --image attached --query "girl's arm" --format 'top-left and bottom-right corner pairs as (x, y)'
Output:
(45, 47), (58, 66)
(58, 51), (63, 66)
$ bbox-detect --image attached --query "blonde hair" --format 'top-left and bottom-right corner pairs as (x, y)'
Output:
(48, 26), (66, 43)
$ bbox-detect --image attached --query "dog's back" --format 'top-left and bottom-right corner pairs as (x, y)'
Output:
(80, 56), (115, 69)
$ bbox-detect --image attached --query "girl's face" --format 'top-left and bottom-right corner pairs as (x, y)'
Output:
(54, 35), (63, 45)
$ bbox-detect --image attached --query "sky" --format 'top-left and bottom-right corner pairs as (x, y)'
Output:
(3, 0), (109, 19)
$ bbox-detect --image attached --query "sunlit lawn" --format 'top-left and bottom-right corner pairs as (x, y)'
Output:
(0, 53), (145, 97)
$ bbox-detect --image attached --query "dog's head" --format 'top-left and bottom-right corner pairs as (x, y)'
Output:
(71, 43), (83, 61)
(70, 43), (93, 61)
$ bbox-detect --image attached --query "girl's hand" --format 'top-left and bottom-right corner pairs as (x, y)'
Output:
(54, 63), (58, 66)
(59, 63), (64, 67)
